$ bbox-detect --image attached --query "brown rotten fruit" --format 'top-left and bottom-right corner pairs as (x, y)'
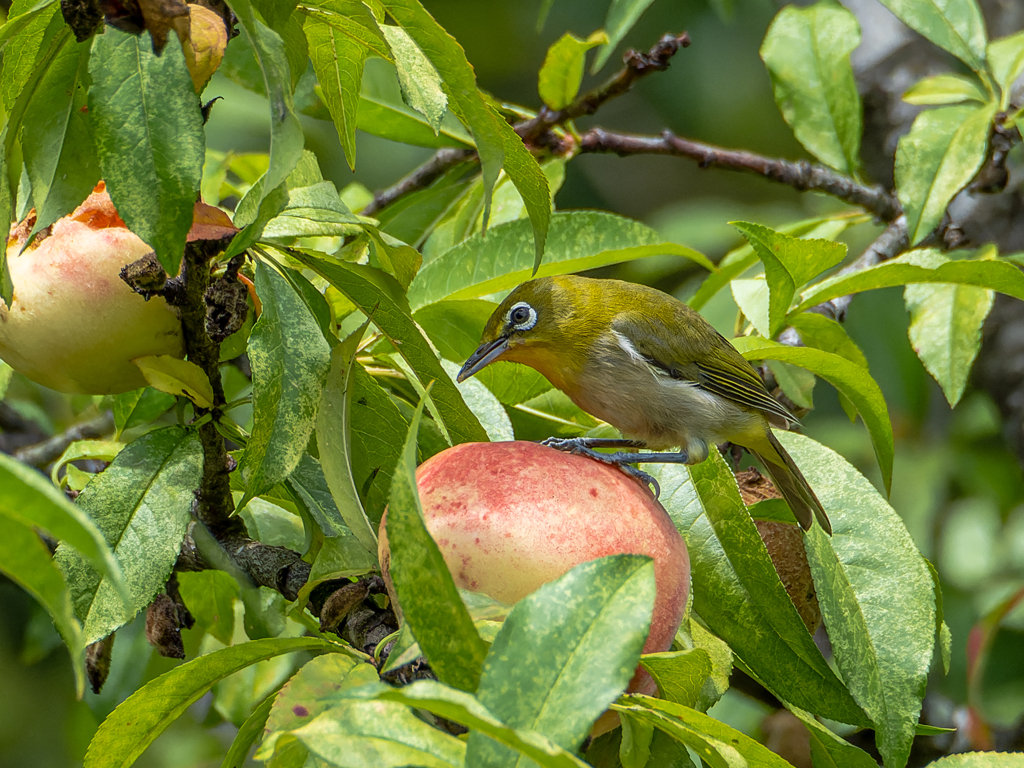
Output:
(0, 183), (234, 395)
(378, 440), (691, 697)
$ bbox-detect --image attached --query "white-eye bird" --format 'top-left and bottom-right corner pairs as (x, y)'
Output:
(456, 275), (831, 535)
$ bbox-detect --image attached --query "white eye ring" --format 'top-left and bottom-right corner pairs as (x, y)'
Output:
(506, 301), (537, 331)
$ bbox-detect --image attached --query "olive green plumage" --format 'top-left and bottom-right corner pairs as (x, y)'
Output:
(458, 275), (831, 535)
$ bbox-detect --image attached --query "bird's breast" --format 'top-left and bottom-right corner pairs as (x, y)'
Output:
(569, 332), (763, 450)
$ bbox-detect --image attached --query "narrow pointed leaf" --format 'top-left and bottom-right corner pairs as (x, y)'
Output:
(467, 556), (656, 765)
(647, 461), (869, 726)
(760, 3), (861, 173)
(83, 636), (354, 768)
(988, 30), (1024, 109)
(314, 328), (380, 558)
(240, 260), (333, 504)
(896, 103), (995, 245)
(23, 37), (99, 232)
(734, 340), (894, 493)
(349, 365), (408, 523)
(592, 0), (658, 72)
(640, 649), (713, 708)
(376, 681), (593, 768)
(795, 249), (1024, 311)
(231, 0), (304, 201)
(779, 431), (935, 768)
(89, 27), (203, 275)
(133, 355), (215, 409)
(409, 210), (713, 310)
(0, 451), (124, 590)
(381, 24), (446, 133)
(287, 249), (488, 444)
(385, 391), (488, 692)
(788, 705), (880, 768)
(54, 427), (202, 643)
(615, 696), (792, 768)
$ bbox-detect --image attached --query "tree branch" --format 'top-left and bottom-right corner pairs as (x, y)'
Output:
(518, 32), (691, 144)
(360, 148), (476, 218)
(11, 411), (115, 467)
(579, 128), (903, 222)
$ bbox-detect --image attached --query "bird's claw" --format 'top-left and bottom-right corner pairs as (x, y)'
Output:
(539, 437), (661, 498)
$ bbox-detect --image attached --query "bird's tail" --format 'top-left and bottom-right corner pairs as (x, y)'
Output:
(750, 431), (832, 535)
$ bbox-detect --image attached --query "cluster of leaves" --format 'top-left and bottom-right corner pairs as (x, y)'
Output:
(1, 0), (1024, 766)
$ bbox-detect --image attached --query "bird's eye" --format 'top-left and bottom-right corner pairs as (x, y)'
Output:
(507, 301), (537, 331)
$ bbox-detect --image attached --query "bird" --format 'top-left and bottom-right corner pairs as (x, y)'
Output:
(456, 274), (831, 535)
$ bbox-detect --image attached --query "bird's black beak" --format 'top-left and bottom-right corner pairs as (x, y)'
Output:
(457, 337), (509, 382)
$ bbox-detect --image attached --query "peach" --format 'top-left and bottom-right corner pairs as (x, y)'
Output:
(0, 183), (234, 395)
(379, 440), (691, 699)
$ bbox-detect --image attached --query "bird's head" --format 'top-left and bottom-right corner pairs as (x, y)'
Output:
(457, 277), (589, 385)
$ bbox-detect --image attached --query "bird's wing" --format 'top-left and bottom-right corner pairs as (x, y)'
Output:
(613, 312), (798, 426)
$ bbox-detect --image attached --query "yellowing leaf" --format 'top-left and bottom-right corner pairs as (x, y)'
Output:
(133, 355), (215, 408)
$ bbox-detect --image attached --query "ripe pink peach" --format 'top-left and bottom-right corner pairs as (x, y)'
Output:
(379, 440), (691, 700)
(0, 183), (233, 395)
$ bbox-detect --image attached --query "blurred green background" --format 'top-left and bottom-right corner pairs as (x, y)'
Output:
(2, 0), (1023, 765)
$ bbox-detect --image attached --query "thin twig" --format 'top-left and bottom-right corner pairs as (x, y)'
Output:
(360, 148), (476, 218)
(580, 128), (903, 222)
(12, 410), (115, 467)
(518, 32), (691, 144)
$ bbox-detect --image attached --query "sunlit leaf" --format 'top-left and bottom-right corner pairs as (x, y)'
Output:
(895, 103), (995, 245)
(902, 73), (988, 105)
(760, 3), (861, 173)
(538, 31), (607, 110)
(875, 0), (987, 70)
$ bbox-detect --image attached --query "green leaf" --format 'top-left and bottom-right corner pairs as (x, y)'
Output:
(689, 213), (861, 311)
(904, 250), (994, 406)
(617, 696), (795, 768)
(789, 312), (869, 369)
(0, 514), (86, 696)
(112, 388), (177, 437)
(83, 636), (354, 768)
(733, 340), (894, 494)
(231, 0), (305, 204)
(795, 248), (1024, 310)
(54, 427), (202, 644)
(648, 460), (869, 726)
(221, 689), (277, 768)
(380, 24), (447, 133)
(0, 451), (125, 594)
(760, 3), (862, 173)
(356, 57), (473, 148)
(349, 365), (408, 523)
(895, 103), (995, 245)
(538, 31), (607, 110)
(988, 30), (1024, 110)
(732, 221), (847, 337)
(133, 356), (215, 409)
(384, 389), (488, 692)
(592, 0), (658, 72)
(641, 649), (713, 708)
(287, 250), (489, 444)
(50, 440), (125, 489)
(240, 260), (333, 505)
(314, 329), (380, 558)
(496, 115), (552, 273)
(875, 0), (987, 70)
(223, 182), (289, 260)
(468, 556), (656, 765)
(303, 15), (370, 169)
(409, 210), (713, 310)
(902, 73), (988, 105)
(378, 0), (504, 227)
(789, 705), (880, 768)
(375, 681), (593, 768)
(88, 27), (203, 276)
(924, 753), (1024, 767)
(23, 36), (99, 233)
(781, 431), (936, 768)
(441, 359), (513, 442)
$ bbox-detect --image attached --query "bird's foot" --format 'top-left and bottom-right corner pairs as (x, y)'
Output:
(540, 437), (661, 498)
